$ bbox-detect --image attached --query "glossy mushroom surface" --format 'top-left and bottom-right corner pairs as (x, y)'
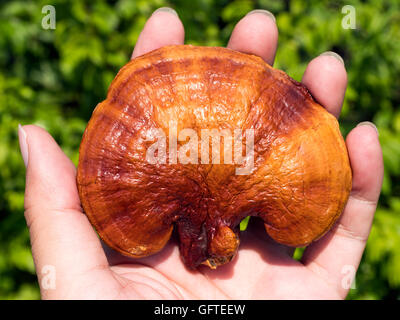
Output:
(77, 45), (352, 269)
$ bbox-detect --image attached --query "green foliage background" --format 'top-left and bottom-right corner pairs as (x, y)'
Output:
(0, 0), (399, 299)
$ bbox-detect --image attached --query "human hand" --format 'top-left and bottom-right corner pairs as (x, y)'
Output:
(19, 8), (383, 299)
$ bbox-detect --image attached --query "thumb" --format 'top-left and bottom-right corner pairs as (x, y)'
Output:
(19, 124), (109, 298)
(21, 124), (81, 212)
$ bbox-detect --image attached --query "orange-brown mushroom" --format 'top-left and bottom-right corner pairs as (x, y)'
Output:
(77, 45), (352, 269)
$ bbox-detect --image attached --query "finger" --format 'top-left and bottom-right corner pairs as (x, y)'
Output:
(227, 9), (278, 65)
(19, 125), (110, 297)
(301, 123), (383, 298)
(301, 52), (347, 118)
(131, 7), (185, 59)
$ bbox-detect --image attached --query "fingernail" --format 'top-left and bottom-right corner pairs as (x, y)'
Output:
(246, 9), (276, 22)
(357, 121), (379, 136)
(152, 7), (178, 17)
(18, 124), (29, 167)
(319, 51), (344, 65)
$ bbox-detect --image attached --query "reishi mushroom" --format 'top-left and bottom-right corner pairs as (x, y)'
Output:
(77, 45), (352, 269)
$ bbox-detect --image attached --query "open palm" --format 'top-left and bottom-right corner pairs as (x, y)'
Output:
(19, 8), (383, 300)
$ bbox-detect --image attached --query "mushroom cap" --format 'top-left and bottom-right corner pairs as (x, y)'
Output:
(77, 45), (352, 269)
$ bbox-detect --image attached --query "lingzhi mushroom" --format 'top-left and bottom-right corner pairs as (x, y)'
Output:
(77, 45), (352, 269)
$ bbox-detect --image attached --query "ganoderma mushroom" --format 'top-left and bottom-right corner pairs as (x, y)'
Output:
(77, 45), (352, 269)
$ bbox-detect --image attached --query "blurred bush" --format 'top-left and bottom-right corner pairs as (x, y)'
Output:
(0, 0), (399, 299)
